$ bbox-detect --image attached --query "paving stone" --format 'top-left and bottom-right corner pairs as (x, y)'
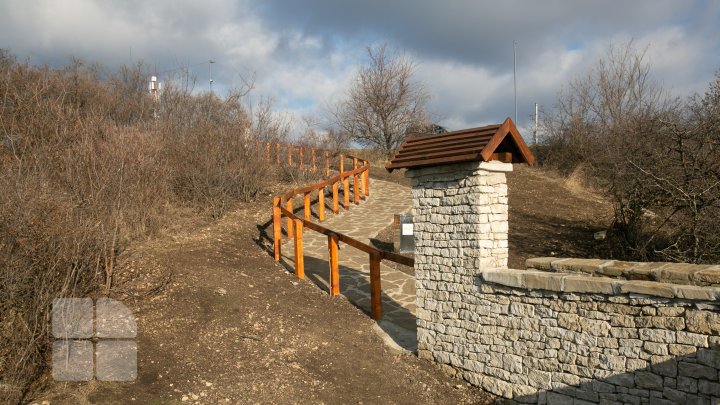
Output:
(550, 258), (615, 274)
(481, 270), (525, 288)
(563, 275), (617, 294)
(522, 271), (563, 290)
(673, 285), (720, 300)
(619, 280), (674, 298)
(659, 264), (711, 285)
(678, 361), (717, 380)
(692, 266), (720, 286)
(524, 257), (559, 271)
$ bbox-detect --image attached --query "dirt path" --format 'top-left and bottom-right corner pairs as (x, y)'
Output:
(39, 196), (491, 404)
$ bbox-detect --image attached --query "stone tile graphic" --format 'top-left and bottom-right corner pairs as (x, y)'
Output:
(52, 339), (94, 381)
(96, 297), (138, 338)
(52, 298), (94, 339)
(96, 340), (138, 381)
(51, 298), (138, 381)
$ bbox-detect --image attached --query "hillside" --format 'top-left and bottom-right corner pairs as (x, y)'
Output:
(34, 164), (610, 404)
(371, 164), (613, 270)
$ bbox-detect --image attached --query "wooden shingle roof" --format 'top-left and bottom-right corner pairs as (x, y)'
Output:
(386, 117), (535, 172)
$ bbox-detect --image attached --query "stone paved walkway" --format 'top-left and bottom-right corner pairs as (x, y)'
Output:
(280, 178), (418, 351)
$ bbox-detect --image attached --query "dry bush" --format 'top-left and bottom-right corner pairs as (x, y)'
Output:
(0, 54), (173, 402)
(0, 50), (273, 402)
(250, 97), (291, 144)
(542, 43), (720, 263)
(159, 85), (268, 217)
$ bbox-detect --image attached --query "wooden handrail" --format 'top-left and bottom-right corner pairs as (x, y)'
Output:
(279, 164), (368, 201)
(272, 154), (410, 320)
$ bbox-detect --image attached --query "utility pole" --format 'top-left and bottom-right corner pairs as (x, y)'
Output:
(534, 103), (539, 145)
(513, 40), (517, 124)
(209, 59), (215, 94)
(149, 66), (160, 121)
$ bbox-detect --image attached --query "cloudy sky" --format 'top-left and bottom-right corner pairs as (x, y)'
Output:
(2, 0), (719, 138)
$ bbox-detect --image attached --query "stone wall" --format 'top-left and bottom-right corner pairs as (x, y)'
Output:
(409, 161), (720, 404)
(408, 160), (511, 273)
(472, 267), (720, 404)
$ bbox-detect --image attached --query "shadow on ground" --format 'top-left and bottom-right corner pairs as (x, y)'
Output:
(277, 254), (418, 353)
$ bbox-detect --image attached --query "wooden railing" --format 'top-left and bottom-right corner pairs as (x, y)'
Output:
(257, 141), (331, 176)
(272, 154), (414, 320)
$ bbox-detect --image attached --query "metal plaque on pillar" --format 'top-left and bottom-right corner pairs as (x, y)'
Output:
(398, 213), (414, 253)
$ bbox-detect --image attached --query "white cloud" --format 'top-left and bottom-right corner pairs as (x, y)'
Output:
(214, 22), (278, 66)
(0, 0), (718, 137)
(417, 60), (510, 129)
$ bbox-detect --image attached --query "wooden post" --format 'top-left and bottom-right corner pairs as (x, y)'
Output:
(272, 196), (282, 261)
(286, 198), (294, 236)
(353, 173), (360, 205)
(287, 145), (292, 166)
(366, 170), (370, 197)
(318, 188), (325, 221)
(299, 147), (304, 169)
(293, 219), (304, 279)
(265, 143), (270, 159)
(304, 192), (311, 220)
(328, 233), (339, 296)
(353, 157), (360, 204)
(343, 176), (350, 209)
(324, 151), (330, 177)
(275, 143), (280, 165)
(339, 154), (344, 174)
(332, 181), (339, 214)
(361, 167), (367, 198)
(369, 252), (382, 320)
(311, 149), (316, 171)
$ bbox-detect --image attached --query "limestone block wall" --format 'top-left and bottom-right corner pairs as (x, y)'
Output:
(473, 265), (720, 404)
(407, 160), (511, 275)
(409, 161), (720, 404)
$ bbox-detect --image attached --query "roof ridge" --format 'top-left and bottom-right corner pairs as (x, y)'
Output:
(386, 118), (534, 171)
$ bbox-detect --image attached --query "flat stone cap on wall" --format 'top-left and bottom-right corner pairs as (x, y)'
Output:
(480, 268), (720, 301)
(526, 257), (720, 286)
(478, 257), (720, 301)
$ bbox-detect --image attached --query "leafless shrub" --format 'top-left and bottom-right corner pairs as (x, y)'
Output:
(0, 50), (274, 402)
(106, 61), (155, 126)
(542, 42), (720, 263)
(161, 94), (265, 217)
(250, 97), (291, 144)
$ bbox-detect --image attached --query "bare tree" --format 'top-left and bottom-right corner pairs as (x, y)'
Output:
(333, 44), (431, 156)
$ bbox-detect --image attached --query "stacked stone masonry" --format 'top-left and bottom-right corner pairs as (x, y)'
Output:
(410, 161), (720, 404)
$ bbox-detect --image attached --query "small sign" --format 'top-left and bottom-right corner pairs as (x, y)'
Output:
(401, 223), (414, 236)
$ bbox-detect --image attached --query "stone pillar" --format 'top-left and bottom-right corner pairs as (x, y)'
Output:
(406, 160), (512, 363)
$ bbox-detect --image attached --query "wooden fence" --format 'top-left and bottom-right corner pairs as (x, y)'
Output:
(257, 141), (331, 176)
(272, 153), (414, 320)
